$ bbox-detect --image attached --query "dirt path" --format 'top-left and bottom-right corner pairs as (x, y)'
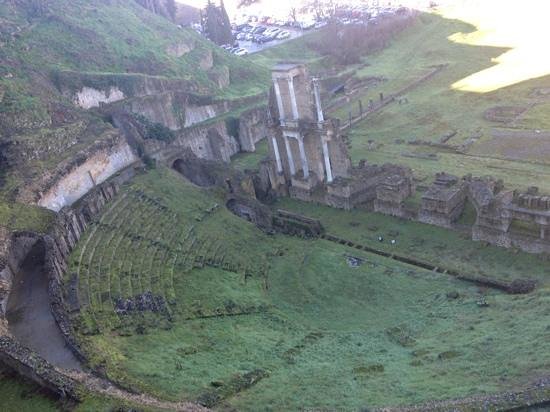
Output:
(65, 370), (209, 412)
(6, 241), (82, 371)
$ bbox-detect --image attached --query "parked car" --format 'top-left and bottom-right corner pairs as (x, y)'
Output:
(263, 27), (280, 36)
(252, 25), (267, 34)
(233, 48), (248, 56)
(276, 30), (291, 40)
(300, 19), (316, 30)
(236, 23), (251, 31)
(254, 34), (273, 43)
(236, 32), (247, 41)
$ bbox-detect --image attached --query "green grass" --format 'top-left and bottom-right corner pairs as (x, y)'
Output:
(274, 197), (550, 287)
(248, 30), (326, 71)
(64, 167), (550, 410)
(231, 139), (269, 171)
(0, 201), (55, 233)
(0, 374), (59, 412)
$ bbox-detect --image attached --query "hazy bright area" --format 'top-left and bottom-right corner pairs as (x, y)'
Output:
(441, 0), (550, 92)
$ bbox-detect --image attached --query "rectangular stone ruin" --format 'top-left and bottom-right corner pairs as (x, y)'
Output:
(374, 173), (415, 218)
(418, 173), (467, 228)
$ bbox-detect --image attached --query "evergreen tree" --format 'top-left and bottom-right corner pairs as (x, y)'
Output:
(203, 0), (233, 45)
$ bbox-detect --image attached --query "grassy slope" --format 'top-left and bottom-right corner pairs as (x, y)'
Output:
(342, 13), (550, 191)
(0, 0), (270, 230)
(67, 167), (550, 410)
(0, 375), (59, 412)
(0, 0), (267, 98)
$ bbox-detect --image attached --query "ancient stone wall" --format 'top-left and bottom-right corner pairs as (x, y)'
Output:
(238, 106), (268, 152)
(37, 138), (138, 212)
(148, 118), (240, 163)
(0, 336), (79, 399)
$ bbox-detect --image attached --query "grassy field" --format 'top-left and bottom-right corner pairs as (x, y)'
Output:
(340, 12), (550, 192)
(0, 373), (60, 412)
(65, 167), (550, 410)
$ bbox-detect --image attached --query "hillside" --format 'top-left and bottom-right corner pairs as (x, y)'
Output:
(0, 0), (269, 216)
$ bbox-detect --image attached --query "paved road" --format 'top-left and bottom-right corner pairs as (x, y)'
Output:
(6, 242), (82, 371)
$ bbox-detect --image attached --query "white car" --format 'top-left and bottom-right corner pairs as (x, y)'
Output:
(263, 27), (281, 37)
(233, 48), (248, 56)
(300, 20), (316, 30)
(276, 30), (291, 40)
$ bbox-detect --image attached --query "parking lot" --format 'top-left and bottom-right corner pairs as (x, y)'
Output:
(237, 26), (305, 54)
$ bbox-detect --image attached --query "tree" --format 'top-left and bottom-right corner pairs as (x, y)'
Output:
(237, 0), (260, 7)
(202, 0), (233, 45)
(166, 0), (177, 20)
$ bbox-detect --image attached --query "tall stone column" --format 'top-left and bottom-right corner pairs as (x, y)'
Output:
(322, 138), (333, 183)
(541, 225), (547, 240)
(283, 135), (296, 176)
(287, 76), (300, 120)
(297, 135), (309, 179)
(312, 78), (324, 123)
(272, 136), (283, 173)
(273, 79), (285, 121)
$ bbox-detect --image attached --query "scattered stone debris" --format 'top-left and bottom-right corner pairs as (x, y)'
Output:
(446, 291), (459, 300)
(386, 325), (416, 347)
(508, 279), (537, 294)
(438, 350), (463, 360)
(353, 363), (385, 375)
(476, 296), (489, 307)
(346, 255), (365, 268)
(196, 369), (269, 408)
(114, 291), (169, 316)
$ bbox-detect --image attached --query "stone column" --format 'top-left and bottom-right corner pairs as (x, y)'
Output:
(287, 76), (300, 120)
(272, 136), (283, 173)
(283, 135), (296, 176)
(322, 138), (333, 183)
(541, 225), (547, 240)
(297, 135), (309, 179)
(273, 79), (285, 121)
(312, 78), (324, 123)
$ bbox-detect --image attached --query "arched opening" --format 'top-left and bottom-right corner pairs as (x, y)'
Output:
(172, 158), (216, 187)
(6, 240), (81, 371)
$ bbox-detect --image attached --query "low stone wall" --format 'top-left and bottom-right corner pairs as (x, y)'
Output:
(44, 165), (140, 361)
(0, 335), (79, 399)
(0, 163), (140, 392)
